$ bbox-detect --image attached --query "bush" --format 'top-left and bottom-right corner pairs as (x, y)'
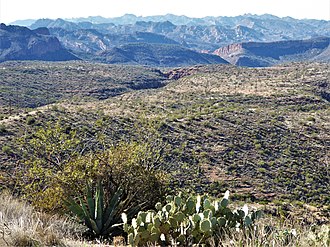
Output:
(26, 116), (36, 125)
(17, 142), (168, 212)
(59, 142), (169, 210)
(2, 145), (13, 155)
(15, 121), (169, 212)
(0, 124), (8, 135)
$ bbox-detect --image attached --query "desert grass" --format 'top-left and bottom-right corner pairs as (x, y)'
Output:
(212, 217), (329, 247)
(0, 191), (84, 246)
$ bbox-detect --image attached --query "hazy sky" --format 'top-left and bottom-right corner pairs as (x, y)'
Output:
(0, 0), (329, 23)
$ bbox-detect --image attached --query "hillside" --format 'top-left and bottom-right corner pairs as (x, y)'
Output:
(0, 61), (167, 111)
(78, 62), (330, 204)
(0, 61), (329, 209)
(313, 44), (330, 62)
(99, 43), (229, 66)
(0, 24), (78, 62)
(49, 28), (180, 55)
(213, 37), (330, 67)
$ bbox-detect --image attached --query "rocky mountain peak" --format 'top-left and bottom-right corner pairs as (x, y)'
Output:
(0, 24), (79, 62)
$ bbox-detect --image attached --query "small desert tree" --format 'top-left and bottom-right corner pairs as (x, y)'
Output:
(14, 118), (170, 211)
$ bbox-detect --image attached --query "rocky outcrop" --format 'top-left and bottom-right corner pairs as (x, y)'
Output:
(213, 37), (330, 67)
(0, 24), (79, 62)
(215, 43), (244, 57)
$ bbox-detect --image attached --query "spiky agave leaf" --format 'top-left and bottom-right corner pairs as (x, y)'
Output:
(66, 181), (139, 238)
(64, 196), (85, 221)
(95, 180), (104, 232)
(101, 187), (124, 235)
(65, 195), (99, 234)
(80, 197), (100, 235)
(86, 182), (95, 220)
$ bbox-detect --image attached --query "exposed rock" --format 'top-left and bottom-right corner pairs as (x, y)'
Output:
(213, 37), (330, 67)
(25, 14), (330, 53)
(49, 28), (179, 56)
(165, 66), (206, 80)
(8, 14), (330, 66)
(0, 24), (79, 62)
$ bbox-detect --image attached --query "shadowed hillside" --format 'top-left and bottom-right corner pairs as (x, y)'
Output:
(99, 43), (229, 66)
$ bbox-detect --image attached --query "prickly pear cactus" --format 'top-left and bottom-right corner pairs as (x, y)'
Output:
(123, 191), (262, 246)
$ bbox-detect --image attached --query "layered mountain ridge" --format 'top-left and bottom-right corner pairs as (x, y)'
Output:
(4, 14), (330, 67)
(26, 15), (330, 51)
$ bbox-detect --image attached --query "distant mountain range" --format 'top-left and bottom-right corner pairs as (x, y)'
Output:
(0, 24), (78, 62)
(3, 14), (330, 67)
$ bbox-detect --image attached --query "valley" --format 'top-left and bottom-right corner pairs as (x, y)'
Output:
(1, 61), (329, 208)
(0, 13), (329, 246)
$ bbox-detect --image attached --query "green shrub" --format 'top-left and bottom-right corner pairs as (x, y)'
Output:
(2, 145), (12, 155)
(0, 124), (8, 135)
(26, 116), (36, 125)
(15, 122), (168, 212)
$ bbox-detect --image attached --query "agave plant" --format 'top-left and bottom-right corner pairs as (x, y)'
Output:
(65, 179), (140, 238)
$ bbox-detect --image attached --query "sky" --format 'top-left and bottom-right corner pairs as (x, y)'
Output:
(0, 0), (329, 24)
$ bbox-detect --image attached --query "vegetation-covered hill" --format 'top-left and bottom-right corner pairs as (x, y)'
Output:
(1, 61), (329, 209)
(0, 61), (167, 112)
(0, 60), (329, 246)
(66, 62), (330, 204)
